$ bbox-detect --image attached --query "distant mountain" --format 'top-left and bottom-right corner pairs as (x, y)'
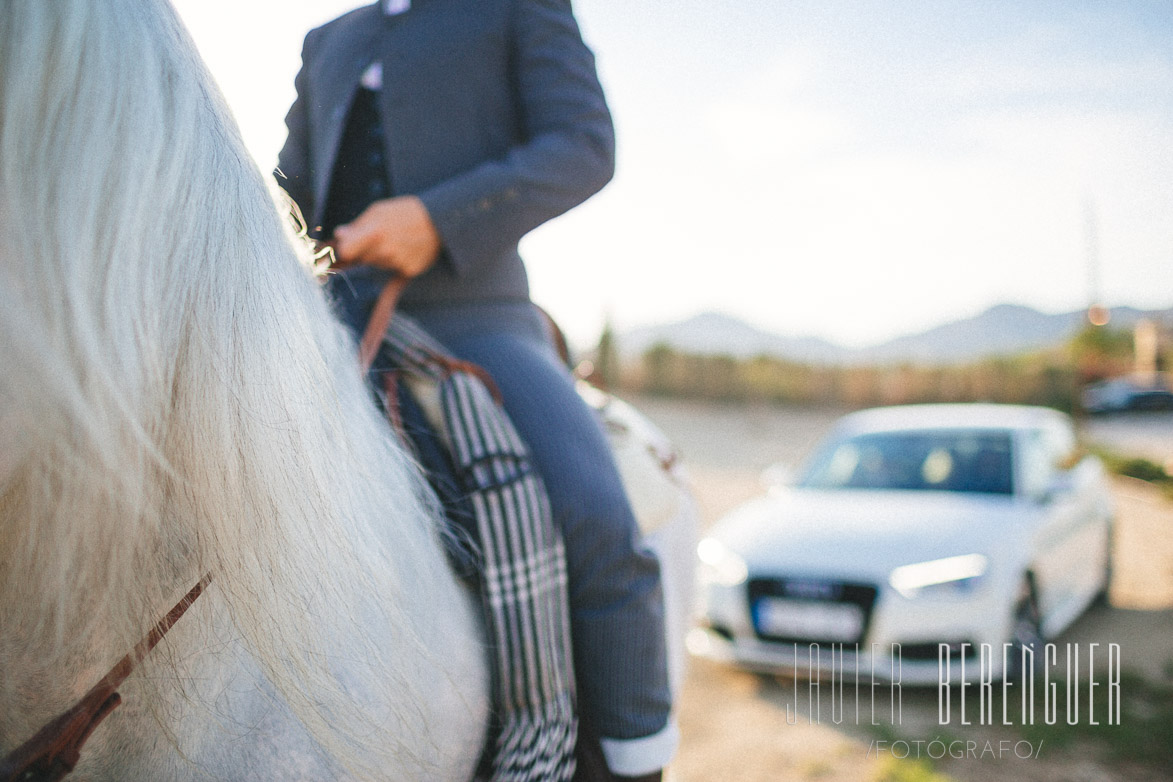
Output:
(856, 303), (1082, 365)
(616, 304), (1173, 366)
(618, 311), (848, 364)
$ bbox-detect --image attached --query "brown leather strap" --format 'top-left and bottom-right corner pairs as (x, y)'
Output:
(314, 239), (405, 375)
(356, 276), (505, 404)
(535, 304), (573, 369)
(1, 576), (211, 782)
(379, 370), (405, 439)
(359, 275), (408, 374)
(426, 353), (504, 405)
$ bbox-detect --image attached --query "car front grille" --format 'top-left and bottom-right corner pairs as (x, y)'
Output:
(899, 641), (977, 662)
(747, 577), (879, 646)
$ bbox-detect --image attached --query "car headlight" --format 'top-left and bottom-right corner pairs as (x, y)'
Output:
(697, 537), (749, 587)
(889, 554), (988, 598)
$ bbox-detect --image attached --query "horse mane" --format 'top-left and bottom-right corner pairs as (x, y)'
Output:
(0, 1), (479, 777)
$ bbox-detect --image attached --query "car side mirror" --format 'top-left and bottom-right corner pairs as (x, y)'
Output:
(761, 462), (795, 491)
(1040, 469), (1076, 504)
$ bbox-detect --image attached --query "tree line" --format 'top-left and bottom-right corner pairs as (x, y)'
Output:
(595, 324), (1156, 414)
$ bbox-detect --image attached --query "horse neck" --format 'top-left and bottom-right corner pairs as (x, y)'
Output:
(0, 403), (490, 781)
(0, 229), (492, 778)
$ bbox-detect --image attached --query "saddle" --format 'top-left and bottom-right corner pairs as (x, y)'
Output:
(359, 280), (669, 782)
(357, 277), (580, 782)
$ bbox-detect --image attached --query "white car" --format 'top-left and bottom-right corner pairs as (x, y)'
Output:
(690, 404), (1114, 684)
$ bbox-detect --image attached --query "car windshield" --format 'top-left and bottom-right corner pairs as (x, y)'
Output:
(798, 429), (1015, 495)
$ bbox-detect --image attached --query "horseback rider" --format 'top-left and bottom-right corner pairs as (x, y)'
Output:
(275, 2), (676, 780)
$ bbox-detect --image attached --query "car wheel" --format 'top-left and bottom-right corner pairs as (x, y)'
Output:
(1007, 578), (1043, 679)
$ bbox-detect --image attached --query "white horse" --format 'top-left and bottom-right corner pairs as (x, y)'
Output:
(0, 1), (694, 780)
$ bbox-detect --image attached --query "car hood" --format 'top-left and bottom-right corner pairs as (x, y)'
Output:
(710, 488), (1030, 581)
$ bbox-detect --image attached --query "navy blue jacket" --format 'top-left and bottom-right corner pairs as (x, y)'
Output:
(276, 0), (616, 308)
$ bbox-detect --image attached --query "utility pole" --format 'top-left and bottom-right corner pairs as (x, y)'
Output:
(1085, 200), (1109, 326)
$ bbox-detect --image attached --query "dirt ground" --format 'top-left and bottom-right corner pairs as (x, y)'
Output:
(628, 397), (1173, 782)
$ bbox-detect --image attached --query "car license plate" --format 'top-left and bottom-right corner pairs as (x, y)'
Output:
(753, 598), (863, 642)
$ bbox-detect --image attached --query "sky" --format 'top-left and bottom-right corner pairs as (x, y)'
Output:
(173, 0), (1173, 349)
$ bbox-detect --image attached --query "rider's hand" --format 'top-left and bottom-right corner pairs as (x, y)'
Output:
(332, 195), (440, 278)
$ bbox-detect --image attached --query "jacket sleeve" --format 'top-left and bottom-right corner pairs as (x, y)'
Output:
(417, 0), (615, 275)
(275, 30), (318, 230)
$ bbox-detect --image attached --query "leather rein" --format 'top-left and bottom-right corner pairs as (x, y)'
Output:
(356, 273), (501, 399)
(0, 576), (210, 782)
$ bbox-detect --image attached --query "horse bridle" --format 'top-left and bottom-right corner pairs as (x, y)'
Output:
(0, 576), (211, 782)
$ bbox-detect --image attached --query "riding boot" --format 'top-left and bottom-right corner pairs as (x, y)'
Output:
(572, 721), (663, 782)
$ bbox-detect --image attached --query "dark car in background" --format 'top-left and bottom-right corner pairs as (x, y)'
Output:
(1083, 376), (1173, 414)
